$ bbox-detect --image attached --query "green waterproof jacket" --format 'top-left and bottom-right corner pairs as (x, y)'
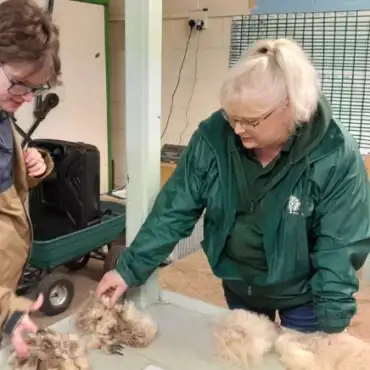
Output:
(116, 95), (370, 333)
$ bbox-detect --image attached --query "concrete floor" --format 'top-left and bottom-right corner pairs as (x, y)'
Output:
(32, 258), (102, 327)
(0, 290), (285, 370)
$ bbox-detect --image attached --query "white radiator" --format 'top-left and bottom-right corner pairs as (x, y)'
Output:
(165, 214), (204, 262)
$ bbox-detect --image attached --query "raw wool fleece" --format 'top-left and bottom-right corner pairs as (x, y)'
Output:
(213, 309), (370, 370)
(75, 294), (158, 354)
(213, 309), (279, 369)
(9, 328), (90, 370)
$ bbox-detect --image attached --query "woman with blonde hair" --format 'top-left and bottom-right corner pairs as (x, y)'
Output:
(97, 38), (370, 334)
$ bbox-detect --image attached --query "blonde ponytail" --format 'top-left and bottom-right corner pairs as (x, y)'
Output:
(273, 39), (320, 123)
(220, 38), (320, 124)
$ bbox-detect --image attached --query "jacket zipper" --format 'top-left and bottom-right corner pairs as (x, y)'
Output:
(247, 285), (252, 296)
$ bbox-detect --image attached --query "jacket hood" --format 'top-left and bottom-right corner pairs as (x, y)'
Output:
(289, 94), (333, 164)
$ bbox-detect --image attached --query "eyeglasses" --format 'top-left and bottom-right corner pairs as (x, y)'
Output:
(222, 109), (275, 129)
(1, 63), (50, 97)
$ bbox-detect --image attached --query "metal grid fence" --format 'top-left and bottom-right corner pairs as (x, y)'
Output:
(229, 11), (370, 150)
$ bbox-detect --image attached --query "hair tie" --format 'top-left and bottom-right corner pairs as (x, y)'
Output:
(258, 47), (268, 54)
(257, 46), (275, 57)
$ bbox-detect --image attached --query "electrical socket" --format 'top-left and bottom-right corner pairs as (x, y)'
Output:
(189, 8), (208, 29)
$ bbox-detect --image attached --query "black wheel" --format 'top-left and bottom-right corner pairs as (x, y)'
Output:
(104, 238), (126, 273)
(37, 273), (75, 316)
(63, 254), (90, 271)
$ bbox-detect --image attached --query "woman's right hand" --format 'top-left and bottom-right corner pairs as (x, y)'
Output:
(96, 270), (128, 306)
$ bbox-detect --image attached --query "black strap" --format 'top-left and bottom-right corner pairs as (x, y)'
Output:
(9, 114), (43, 149)
(3, 311), (23, 334)
(11, 115), (27, 139)
(13, 122), (27, 139)
(21, 118), (43, 148)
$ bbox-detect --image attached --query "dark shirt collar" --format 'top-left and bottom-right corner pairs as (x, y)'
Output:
(0, 110), (9, 123)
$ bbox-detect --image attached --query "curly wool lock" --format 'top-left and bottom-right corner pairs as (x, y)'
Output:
(75, 294), (158, 354)
(213, 309), (370, 370)
(9, 328), (90, 370)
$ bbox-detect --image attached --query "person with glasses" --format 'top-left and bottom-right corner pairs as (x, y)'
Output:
(0, 0), (60, 359)
(97, 38), (370, 336)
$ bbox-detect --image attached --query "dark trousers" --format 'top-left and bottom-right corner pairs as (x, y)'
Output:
(223, 283), (320, 333)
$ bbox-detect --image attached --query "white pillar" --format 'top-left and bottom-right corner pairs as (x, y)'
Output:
(124, 0), (162, 308)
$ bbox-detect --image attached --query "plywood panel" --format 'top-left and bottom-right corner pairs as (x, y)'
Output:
(14, 1), (109, 192)
(160, 163), (176, 187)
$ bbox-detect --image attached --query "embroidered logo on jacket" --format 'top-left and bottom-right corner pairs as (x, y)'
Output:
(287, 195), (301, 215)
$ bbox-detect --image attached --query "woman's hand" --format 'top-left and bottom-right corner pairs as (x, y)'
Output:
(11, 294), (43, 358)
(24, 148), (46, 177)
(96, 270), (128, 307)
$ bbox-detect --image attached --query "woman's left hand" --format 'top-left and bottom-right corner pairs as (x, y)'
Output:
(24, 148), (46, 177)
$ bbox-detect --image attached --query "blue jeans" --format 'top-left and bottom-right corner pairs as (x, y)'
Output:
(223, 283), (320, 333)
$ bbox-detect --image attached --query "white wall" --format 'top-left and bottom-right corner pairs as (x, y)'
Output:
(0, 0), (249, 190)
(109, 0), (250, 20)
(14, 0), (109, 193)
(161, 18), (232, 145)
(109, 0), (250, 187)
(163, 0), (249, 18)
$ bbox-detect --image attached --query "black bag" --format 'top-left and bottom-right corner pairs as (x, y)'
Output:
(29, 139), (101, 240)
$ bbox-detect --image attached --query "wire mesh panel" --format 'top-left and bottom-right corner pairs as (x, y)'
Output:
(229, 11), (370, 151)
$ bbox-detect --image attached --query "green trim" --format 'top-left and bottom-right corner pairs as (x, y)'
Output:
(72, 0), (113, 191)
(73, 0), (109, 5)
